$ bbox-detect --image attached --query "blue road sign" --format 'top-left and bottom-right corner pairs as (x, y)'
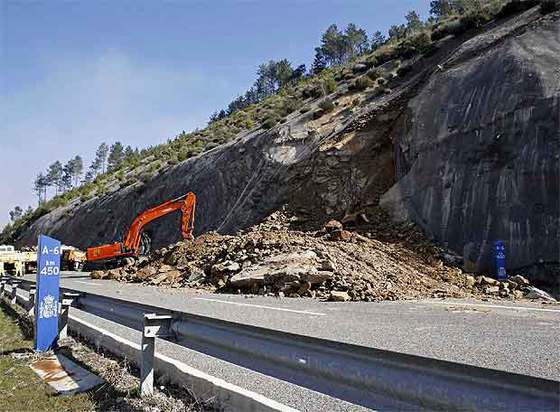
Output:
(35, 235), (61, 352)
(495, 240), (507, 281)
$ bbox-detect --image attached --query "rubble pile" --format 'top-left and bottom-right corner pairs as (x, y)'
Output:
(91, 211), (555, 302)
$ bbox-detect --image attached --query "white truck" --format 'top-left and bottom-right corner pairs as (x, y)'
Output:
(0, 245), (35, 276)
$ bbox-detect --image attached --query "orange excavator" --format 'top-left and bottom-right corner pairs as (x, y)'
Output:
(86, 192), (196, 266)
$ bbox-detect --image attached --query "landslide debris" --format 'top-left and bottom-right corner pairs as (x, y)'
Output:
(91, 210), (552, 302)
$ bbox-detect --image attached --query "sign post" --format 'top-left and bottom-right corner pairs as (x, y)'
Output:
(35, 235), (61, 352)
(495, 240), (507, 281)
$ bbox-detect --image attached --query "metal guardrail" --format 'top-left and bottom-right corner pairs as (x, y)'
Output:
(2, 275), (560, 411)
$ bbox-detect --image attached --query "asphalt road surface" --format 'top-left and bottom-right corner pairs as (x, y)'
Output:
(23, 271), (560, 382)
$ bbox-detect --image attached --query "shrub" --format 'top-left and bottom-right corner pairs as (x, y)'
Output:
(364, 56), (378, 69)
(460, 10), (492, 29)
(350, 76), (375, 91)
(262, 116), (279, 129)
(318, 98), (335, 113)
(541, 0), (560, 13)
(396, 32), (433, 59)
(322, 74), (337, 94)
(374, 47), (397, 65)
(299, 106), (311, 114)
(377, 77), (388, 86)
(366, 68), (382, 81)
(301, 74), (336, 99)
(80, 193), (94, 203)
(302, 84), (324, 99)
(280, 96), (303, 116)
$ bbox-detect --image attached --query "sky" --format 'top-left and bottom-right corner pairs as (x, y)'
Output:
(0, 0), (430, 227)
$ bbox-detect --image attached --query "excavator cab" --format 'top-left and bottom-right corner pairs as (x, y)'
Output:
(86, 192), (196, 268)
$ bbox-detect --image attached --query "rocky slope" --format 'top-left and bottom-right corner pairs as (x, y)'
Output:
(16, 6), (559, 288)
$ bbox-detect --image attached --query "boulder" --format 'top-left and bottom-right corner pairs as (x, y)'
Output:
(158, 264), (174, 273)
(484, 286), (500, 294)
(324, 220), (343, 233)
(464, 275), (476, 288)
(477, 276), (499, 286)
(211, 261), (241, 276)
(230, 267), (267, 288)
(185, 265), (206, 286)
(524, 286), (557, 302)
(136, 266), (158, 281)
(329, 291), (351, 302)
(330, 230), (353, 241)
(90, 270), (107, 280)
(151, 269), (182, 285)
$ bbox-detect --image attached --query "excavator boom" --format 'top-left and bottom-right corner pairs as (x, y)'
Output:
(86, 192), (196, 263)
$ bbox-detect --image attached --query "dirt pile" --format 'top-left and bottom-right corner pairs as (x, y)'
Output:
(90, 210), (554, 302)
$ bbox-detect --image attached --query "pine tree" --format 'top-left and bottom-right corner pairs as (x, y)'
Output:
(107, 141), (124, 171)
(405, 10), (423, 33)
(430, 0), (455, 18)
(94, 143), (109, 174)
(370, 31), (386, 51)
(124, 145), (135, 159)
(33, 173), (48, 205)
(320, 24), (347, 65)
(46, 161), (63, 195)
(345, 23), (369, 59)
(388, 24), (407, 42)
(312, 48), (327, 74)
(61, 161), (73, 192)
(72, 155), (84, 187)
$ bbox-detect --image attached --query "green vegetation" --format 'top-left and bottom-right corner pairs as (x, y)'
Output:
(0, 305), (95, 411)
(318, 98), (336, 113)
(3, 0), (544, 244)
(351, 76), (375, 91)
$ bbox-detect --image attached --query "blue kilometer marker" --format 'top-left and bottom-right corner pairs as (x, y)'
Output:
(35, 235), (62, 352)
(495, 240), (507, 281)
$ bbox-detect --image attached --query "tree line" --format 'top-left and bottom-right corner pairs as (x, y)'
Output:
(32, 141), (138, 206)
(209, 0), (483, 123)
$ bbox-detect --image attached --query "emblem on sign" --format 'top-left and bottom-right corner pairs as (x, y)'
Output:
(39, 294), (58, 319)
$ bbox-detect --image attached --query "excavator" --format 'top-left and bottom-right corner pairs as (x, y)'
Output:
(86, 192), (196, 267)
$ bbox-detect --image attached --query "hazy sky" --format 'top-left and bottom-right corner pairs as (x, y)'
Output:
(0, 0), (429, 227)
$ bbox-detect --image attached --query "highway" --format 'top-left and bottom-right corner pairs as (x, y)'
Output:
(23, 271), (560, 381)
(15, 271), (560, 410)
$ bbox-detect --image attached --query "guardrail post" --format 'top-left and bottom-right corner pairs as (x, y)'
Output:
(141, 313), (173, 397)
(59, 293), (81, 340)
(10, 280), (21, 305)
(0, 277), (7, 295)
(28, 287), (36, 317)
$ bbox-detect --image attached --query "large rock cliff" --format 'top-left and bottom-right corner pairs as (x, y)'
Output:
(17, 8), (559, 281)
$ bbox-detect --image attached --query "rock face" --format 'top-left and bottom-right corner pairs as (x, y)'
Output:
(381, 10), (560, 273)
(16, 9), (559, 280)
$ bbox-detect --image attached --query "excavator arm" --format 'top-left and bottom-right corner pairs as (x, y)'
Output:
(86, 192), (196, 262)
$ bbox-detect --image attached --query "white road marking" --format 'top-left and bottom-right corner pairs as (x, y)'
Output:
(73, 281), (99, 286)
(194, 297), (326, 316)
(426, 301), (560, 313)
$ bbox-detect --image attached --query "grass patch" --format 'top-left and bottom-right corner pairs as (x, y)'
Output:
(0, 305), (95, 412)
